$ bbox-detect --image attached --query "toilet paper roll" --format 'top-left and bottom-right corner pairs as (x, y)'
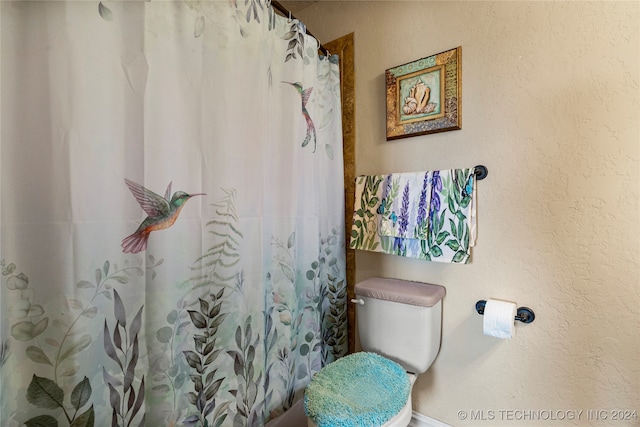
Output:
(483, 299), (517, 339)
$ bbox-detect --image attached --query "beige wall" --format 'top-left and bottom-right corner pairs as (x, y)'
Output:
(297, 1), (640, 425)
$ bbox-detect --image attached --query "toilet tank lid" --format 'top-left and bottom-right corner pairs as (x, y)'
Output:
(355, 277), (445, 307)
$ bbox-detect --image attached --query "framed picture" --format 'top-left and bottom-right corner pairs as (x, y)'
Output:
(386, 46), (461, 140)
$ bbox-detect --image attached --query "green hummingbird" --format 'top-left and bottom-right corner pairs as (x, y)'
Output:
(283, 81), (317, 152)
(122, 179), (205, 254)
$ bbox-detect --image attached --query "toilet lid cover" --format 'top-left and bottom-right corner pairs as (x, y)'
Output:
(304, 352), (410, 427)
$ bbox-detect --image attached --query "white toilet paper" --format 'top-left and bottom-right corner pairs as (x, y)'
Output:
(483, 299), (517, 339)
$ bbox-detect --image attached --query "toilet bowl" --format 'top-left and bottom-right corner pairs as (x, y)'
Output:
(304, 278), (445, 427)
(376, 375), (417, 427)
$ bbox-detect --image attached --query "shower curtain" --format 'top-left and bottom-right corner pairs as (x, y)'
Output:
(0, 1), (346, 426)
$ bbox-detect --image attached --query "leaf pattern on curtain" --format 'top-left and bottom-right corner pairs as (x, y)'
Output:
(2, 258), (162, 427)
(103, 289), (146, 427)
(282, 20), (306, 63)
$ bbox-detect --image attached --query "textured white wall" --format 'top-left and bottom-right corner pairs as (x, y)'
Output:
(297, 1), (640, 425)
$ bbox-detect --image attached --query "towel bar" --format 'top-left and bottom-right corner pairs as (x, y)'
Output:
(475, 300), (535, 324)
(474, 165), (488, 180)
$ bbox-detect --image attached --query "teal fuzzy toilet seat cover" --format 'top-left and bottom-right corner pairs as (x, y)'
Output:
(304, 352), (410, 427)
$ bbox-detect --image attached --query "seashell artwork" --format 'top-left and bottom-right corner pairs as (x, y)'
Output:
(386, 46), (461, 140)
(402, 79), (436, 115)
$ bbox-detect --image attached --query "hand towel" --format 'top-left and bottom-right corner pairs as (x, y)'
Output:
(425, 168), (477, 262)
(350, 168), (476, 263)
(378, 171), (431, 240)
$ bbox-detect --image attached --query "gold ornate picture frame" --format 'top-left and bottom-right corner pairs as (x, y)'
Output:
(386, 46), (461, 140)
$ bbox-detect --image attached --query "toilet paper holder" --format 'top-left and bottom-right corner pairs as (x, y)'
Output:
(475, 300), (535, 324)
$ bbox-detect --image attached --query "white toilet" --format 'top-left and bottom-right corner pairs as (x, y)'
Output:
(304, 277), (445, 427)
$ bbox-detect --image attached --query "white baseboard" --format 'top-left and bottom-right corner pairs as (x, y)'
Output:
(409, 411), (452, 427)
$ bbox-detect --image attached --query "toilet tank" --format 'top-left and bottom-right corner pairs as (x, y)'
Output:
(354, 278), (445, 374)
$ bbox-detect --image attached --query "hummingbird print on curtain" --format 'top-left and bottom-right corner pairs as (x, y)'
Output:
(122, 179), (205, 253)
(284, 82), (317, 152)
